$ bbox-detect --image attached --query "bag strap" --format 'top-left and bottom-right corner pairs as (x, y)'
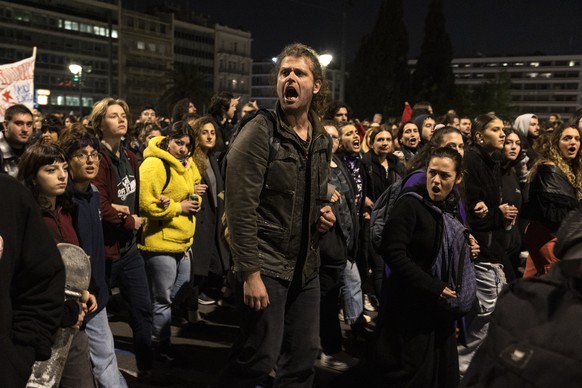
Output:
(161, 159), (171, 193)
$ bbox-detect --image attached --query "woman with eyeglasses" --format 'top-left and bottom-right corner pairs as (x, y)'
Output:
(138, 121), (202, 363)
(59, 124), (128, 387)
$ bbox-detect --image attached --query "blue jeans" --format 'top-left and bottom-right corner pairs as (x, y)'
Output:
(143, 251), (191, 345)
(339, 260), (363, 325)
(217, 274), (320, 388)
(458, 262), (506, 377)
(85, 308), (128, 388)
(107, 249), (153, 372)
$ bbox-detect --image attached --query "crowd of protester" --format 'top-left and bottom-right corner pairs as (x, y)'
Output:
(1, 42), (582, 388)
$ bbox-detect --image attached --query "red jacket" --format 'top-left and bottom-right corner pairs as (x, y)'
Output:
(93, 145), (141, 261)
(41, 207), (80, 246)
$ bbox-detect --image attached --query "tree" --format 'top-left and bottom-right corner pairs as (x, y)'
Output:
(158, 63), (212, 117)
(411, 0), (455, 114)
(346, 0), (410, 120)
(454, 71), (514, 119)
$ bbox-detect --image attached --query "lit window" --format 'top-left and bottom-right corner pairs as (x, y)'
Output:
(527, 72), (538, 78)
(137, 41), (145, 50)
(112, 29), (118, 39)
(569, 61), (576, 67)
(530, 62), (539, 67)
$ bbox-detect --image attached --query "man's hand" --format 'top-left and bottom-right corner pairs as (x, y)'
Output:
(317, 205), (336, 233)
(243, 271), (270, 310)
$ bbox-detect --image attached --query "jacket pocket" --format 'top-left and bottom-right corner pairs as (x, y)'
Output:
(264, 149), (298, 195)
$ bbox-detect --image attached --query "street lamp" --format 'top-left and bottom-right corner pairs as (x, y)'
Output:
(318, 54), (333, 67)
(69, 63), (83, 117)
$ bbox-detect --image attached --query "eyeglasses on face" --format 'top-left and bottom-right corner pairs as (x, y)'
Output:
(72, 151), (101, 163)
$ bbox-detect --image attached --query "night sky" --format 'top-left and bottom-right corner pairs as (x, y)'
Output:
(190, 0), (582, 63)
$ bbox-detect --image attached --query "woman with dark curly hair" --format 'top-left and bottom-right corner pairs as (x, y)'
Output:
(524, 125), (582, 277)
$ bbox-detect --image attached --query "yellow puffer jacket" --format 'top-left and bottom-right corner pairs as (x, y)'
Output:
(138, 136), (202, 253)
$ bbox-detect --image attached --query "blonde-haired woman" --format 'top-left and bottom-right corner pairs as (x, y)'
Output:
(91, 97), (156, 382)
(524, 125), (582, 277)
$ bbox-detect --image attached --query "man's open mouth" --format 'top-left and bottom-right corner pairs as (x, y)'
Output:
(284, 86), (298, 101)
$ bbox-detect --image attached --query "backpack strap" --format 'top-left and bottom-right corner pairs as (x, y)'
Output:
(161, 159), (171, 193)
(220, 109), (279, 178)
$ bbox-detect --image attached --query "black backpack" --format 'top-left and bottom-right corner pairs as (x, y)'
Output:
(462, 268), (582, 387)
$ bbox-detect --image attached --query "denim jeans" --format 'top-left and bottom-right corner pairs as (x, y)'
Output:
(458, 262), (506, 377)
(85, 308), (128, 388)
(143, 251), (191, 345)
(107, 248), (153, 372)
(216, 274), (320, 388)
(339, 260), (363, 325)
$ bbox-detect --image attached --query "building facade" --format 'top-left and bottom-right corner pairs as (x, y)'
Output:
(0, 0), (252, 118)
(118, 10), (173, 114)
(214, 24), (252, 101)
(451, 55), (582, 118)
(0, 0), (119, 117)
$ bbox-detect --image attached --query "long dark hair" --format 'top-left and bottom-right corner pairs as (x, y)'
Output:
(159, 121), (195, 158)
(407, 126), (463, 173)
(18, 142), (73, 211)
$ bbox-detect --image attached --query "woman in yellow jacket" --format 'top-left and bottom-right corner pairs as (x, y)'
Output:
(138, 121), (201, 361)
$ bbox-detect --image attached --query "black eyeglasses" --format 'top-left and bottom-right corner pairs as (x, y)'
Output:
(72, 151), (102, 163)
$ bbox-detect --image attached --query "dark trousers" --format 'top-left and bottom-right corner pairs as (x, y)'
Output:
(107, 249), (153, 372)
(319, 266), (344, 354)
(60, 330), (96, 388)
(216, 274), (320, 388)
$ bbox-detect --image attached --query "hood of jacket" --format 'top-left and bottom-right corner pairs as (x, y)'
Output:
(513, 114), (536, 138)
(143, 136), (190, 173)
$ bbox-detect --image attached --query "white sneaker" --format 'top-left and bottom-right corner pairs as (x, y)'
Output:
(320, 352), (355, 371)
(363, 294), (377, 312)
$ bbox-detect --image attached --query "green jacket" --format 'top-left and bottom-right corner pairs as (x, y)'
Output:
(225, 104), (332, 285)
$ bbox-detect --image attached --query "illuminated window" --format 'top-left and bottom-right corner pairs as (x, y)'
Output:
(137, 41), (145, 50)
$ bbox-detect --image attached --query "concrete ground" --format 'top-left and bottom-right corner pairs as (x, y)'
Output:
(110, 301), (375, 387)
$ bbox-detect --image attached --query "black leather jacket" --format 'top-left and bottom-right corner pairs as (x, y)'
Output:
(225, 104), (332, 284)
(526, 164), (579, 231)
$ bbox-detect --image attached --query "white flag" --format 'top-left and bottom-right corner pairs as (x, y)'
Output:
(0, 48), (36, 122)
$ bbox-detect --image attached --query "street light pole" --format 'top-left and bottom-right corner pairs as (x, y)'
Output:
(69, 63), (83, 117)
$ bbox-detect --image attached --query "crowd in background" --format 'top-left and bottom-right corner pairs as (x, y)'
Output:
(2, 50), (582, 387)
